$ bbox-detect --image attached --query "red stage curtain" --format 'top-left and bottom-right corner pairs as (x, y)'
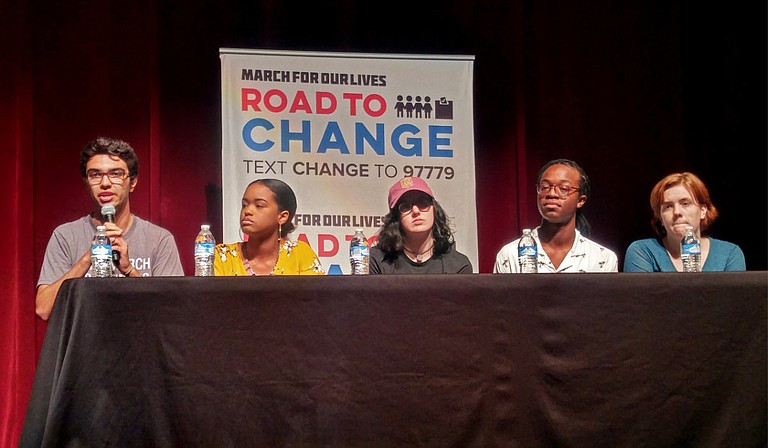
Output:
(0, 0), (37, 446)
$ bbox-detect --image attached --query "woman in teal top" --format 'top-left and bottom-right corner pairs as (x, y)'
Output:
(624, 172), (746, 272)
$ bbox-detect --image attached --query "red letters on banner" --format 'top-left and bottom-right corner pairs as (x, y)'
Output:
(242, 88), (386, 118)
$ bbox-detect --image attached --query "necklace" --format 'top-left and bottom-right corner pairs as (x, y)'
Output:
(403, 242), (435, 263)
(241, 241), (280, 276)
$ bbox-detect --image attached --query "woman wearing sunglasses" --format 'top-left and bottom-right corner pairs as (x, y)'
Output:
(369, 176), (472, 274)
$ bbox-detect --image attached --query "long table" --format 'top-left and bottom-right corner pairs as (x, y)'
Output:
(20, 273), (767, 447)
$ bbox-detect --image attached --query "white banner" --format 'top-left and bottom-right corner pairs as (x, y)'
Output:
(220, 48), (477, 274)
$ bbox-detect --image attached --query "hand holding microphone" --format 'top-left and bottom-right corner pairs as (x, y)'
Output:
(101, 205), (121, 264)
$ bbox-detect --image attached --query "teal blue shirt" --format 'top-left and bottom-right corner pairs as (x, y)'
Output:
(623, 237), (746, 272)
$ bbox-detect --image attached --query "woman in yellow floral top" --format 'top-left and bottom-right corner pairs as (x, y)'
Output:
(214, 179), (325, 276)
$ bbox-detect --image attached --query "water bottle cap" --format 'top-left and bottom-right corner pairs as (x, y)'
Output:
(201, 224), (210, 230)
(355, 228), (364, 232)
(97, 225), (106, 231)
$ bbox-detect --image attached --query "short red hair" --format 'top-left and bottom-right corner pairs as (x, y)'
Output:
(649, 172), (719, 237)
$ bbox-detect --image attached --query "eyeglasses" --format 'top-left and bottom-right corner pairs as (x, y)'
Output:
(536, 182), (580, 198)
(398, 197), (433, 215)
(86, 169), (129, 185)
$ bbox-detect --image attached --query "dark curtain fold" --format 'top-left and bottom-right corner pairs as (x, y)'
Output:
(0, 0), (37, 446)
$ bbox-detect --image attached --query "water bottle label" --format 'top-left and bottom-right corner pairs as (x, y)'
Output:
(682, 243), (701, 255)
(351, 245), (369, 258)
(518, 245), (537, 257)
(195, 242), (215, 256)
(91, 244), (111, 258)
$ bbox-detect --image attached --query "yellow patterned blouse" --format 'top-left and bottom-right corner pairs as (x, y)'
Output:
(214, 240), (325, 276)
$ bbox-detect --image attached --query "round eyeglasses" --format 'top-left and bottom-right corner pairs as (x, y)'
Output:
(86, 169), (129, 185)
(398, 197), (433, 215)
(536, 182), (580, 198)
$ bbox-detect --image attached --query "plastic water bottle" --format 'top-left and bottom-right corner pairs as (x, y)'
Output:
(350, 228), (369, 275)
(91, 225), (113, 277)
(517, 228), (538, 273)
(194, 224), (216, 276)
(680, 225), (701, 272)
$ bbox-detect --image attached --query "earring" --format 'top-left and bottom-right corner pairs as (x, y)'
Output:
(278, 223), (282, 241)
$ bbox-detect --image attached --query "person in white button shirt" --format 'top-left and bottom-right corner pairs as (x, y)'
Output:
(494, 159), (618, 273)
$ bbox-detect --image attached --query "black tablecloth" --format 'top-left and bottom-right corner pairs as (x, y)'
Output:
(21, 273), (767, 447)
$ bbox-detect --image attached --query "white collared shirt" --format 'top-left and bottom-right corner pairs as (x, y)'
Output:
(493, 227), (618, 273)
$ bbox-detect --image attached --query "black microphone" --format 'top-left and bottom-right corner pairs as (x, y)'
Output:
(101, 205), (121, 264)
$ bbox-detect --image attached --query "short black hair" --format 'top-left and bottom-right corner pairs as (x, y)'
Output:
(537, 159), (592, 237)
(80, 137), (139, 179)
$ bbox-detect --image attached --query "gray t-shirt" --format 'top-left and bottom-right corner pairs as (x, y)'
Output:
(37, 215), (184, 286)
